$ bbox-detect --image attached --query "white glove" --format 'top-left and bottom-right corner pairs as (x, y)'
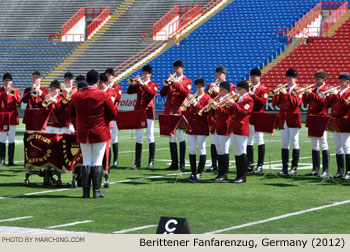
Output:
(68, 125), (75, 133)
(38, 89), (42, 96)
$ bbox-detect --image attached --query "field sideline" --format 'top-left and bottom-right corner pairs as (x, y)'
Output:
(0, 121), (349, 234)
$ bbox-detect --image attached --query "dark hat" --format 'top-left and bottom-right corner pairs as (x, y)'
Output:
(142, 64), (153, 74)
(105, 68), (115, 76)
(50, 79), (60, 89)
(237, 80), (249, 91)
(32, 71), (41, 77)
(64, 71), (74, 79)
(99, 73), (108, 83)
(219, 81), (230, 91)
(250, 68), (261, 76)
(75, 75), (85, 83)
(77, 81), (88, 90)
(86, 69), (99, 85)
(216, 65), (227, 74)
(286, 68), (297, 78)
(194, 77), (206, 87)
(3, 72), (13, 81)
(173, 60), (184, 68)
(339, 72), (350, 81)
(315, 70), (327, 79)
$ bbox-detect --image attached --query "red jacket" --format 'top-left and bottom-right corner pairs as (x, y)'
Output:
(68, 86), (117, 144)
(183, 93), (211, 135)
(272, 85), (302, 128)
(205, 82), (236, 99)
(209, 95), (230, 135)
(302, 85), (328, 116)
(326, 88), (350, 120)
(60, 87), (77, 128)
(160, 75), (192, 114)
(127, 80), (159, 120)
(46, 95), (62, 128)
(109, 82), (122, 103)
(250, 84), (269, 125)
(0, 87), (21, 125)
(227, 94), (254, 136)
(106, 88), (119, 113)
(21, 85), (49, 108)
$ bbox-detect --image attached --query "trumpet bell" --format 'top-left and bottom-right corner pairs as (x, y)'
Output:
(162, 80), (171, 86)
(128, 78), (136, 85)
(42, 100), (49, 107)
(180, 104), (187, 111)
(10, 90), (16, 96)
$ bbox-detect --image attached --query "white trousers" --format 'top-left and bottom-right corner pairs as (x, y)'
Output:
(214, 131), (230, 155)
(247, 124), (264, 146)
(80, 141), (106, 166)
(210, 134), (215, 144)
(280, 121), (300, 149)
(333, 132), (350, 154)
(230, 133), (248, 156)
(310, 131), (328, 151)
(169, 129), (185, 143)
(135, 119), (155, 144)
(188, 135), (206, 155)
(0, 125), (16, 143)
(45, 126), (62, 134)
(110, 121), (118, 144)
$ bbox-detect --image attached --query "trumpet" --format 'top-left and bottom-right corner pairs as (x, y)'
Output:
(318, 86), (340, 98)
(197, 94), (220, 116)
(163, 73), (176, 86)
(292, 83), (316, 96)
(30, 89), (38, 96)
(207, 79), (219, 95)
(6, 86), (16, 96)
(180, 92), (199, 111)
(42, 94), (56, 107)
(128, 75), (143, 85)
(59, 84), (66, 95)
(62, 89), (76, 104)
(345, 96), (350, 104)
(214, 92), (239, 108)
(269, 83), (288, 96)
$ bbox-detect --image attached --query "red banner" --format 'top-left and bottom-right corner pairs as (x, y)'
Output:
(24, 133), (82, 173)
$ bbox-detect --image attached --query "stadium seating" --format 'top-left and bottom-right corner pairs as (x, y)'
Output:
(120, 0), (349, 93)
(261, 13), (350, 88)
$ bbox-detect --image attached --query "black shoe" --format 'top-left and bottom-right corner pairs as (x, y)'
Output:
(232, 177), (246, 183)
(247, 164), (254, 172)
(288, 168), (297, 176)
(278, 170), (288, 175)
(305, 171), (319, 176)
(179, 141), (186, 171)
(8, 143), (16, 166)
(130, 163), (140, 169)
(213, 174), (227, 182)
(253, 165), (263, 173)
(179, 162), (185, 172)
(188, 174), (197, 180)
(344, 172), (350, 180)
(147, 160), (154, 170)
(206, 165), (217, 172)
(196, 173), (202, 180)
(319, 171), (329, 178)
(333, 173), (344, 179)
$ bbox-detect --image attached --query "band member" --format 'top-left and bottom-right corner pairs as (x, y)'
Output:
(60, 72), (77, 134)
(326, 73), (350, 179)
(205, 65), (235, 172)
(226, 81), (254, 183)
(44, 80), (62, 134)
(75, 75), (85, 86)
(183, 78), (211, 180)
(21, 71), (49, 108)
(105, 68), (122, 168)
(160, 60), (192, 171)
(247, 68), (269, 173)
(0, 73), (20, 166)
(127, 65), (158, 169)
(272, 68), (302, 176)
(68, 69), (117, 198)
(303, 70), (329, 177)
(210, 81), (231, 181)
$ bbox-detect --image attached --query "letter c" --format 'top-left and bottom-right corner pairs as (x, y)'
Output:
(165, 219), (178, 233)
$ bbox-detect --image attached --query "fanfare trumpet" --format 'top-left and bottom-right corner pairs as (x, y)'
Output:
(62, 89), (76, 104)
(128, 75), (143, 85)
(207, 79), (219, 95)
(7, 86), (16, 96)
(292, 83), (316, 96)
(163, 73), (176, 86)
(269, 83), (288, 96)
(197, 94), (220, 116)
(180, 92), (199, 111)
(317, 86), (341, 98)
(42, 94), (56, 107)
(214, 92), (239, 108)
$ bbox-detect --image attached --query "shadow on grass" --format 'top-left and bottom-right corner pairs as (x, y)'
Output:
(263, 183), (297, 187)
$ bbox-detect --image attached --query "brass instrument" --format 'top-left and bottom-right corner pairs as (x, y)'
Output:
(7, 86), (16, 96)
(62, 89), (76, 104)
(207, 79), (219, 95)
(215, 92), (239, 108)
(318, 86), (341, 98)
(180, 92), (199, 111)
(197, 94), (220, 116)
(128, 75), (143, 85)
(59, 84), (66, 95)
(163, 73), (176, 86)
(30, 89), (38, 96)
(292, 83), (316, 96)
(269, 83), (288, 96)
(42, 94), (56, 107)
(345, 96), (350, 104)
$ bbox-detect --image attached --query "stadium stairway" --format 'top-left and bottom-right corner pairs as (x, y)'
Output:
(261, 10), (350, 89)
(41, 0), (212, 85)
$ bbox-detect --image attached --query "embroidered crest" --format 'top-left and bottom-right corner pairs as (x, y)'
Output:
(154, 87), (158, 91)
(111, 97), (115, 102)
(141, 121), (146, 127)
(3, 125), (8, 131)
(264, 93), (268, 99)
(244, 104), (250, 110)
(187, 85), (191, 90)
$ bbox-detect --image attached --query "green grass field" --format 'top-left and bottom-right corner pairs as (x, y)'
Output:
(0, 121), (349, 234)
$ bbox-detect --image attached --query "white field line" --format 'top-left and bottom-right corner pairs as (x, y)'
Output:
(205, 200), (350, 234)
(47, 220), (93, 229)
(0, 225), (88, 234)
(112, 224), (157, 234)
(0, 216), (33, 223)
